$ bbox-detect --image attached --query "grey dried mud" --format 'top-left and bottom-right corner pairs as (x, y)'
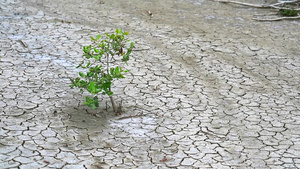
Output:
(0, 0), (299, 168)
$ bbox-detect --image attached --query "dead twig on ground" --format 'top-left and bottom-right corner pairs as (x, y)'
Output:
(213, 0), (300, 10)
(213, 0), (300, 21)
(117, 113), (146, 120)
(253, 13), (278, 16)
(18, 40), (28, 48)
(253, 15), (300, 21)
(213, 0), (270, 8)
(132, 48), (150, 51)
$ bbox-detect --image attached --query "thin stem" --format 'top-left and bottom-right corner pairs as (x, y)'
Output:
(106, 46), (117, 112)
(109, 95), (117, 112)
(106, 52), (109, 75)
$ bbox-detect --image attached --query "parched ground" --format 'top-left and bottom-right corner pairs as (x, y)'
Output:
(0, 0), (300, 168)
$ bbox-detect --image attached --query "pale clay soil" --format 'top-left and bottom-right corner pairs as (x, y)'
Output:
(1, 0), (300, 168)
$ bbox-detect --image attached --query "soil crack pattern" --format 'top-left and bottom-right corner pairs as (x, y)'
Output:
(0, 0), (299, 168)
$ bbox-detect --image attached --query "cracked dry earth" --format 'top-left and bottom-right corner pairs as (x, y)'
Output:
(1, 0), (300, 168)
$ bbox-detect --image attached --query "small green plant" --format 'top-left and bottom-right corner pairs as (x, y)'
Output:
(279, 9), (299, 16)
(70, 28), (134, 114)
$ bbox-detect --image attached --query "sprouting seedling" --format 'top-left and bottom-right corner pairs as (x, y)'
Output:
(70, 29), (135, 114)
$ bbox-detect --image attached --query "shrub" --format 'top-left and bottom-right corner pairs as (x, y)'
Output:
(70, 29), (134, 114)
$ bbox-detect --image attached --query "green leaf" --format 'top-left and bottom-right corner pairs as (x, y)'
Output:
(100, 77), (106, 82)
(83, 45), (92, 54)
(85, 96), (93, 102)
(96, 35), (101, 40)
(83, 53), (90, 59)
(122, 55), (129, 62)
(94, 98), (99, 107)
(85, 62), (91, 68)
(83, 96), (99, 109)
(90, 36), (96, 41)
(89, 81), (96, 91)
(116, 29), (122, 34)
(124, 31), (129, 35)
(115, 66), (120, 74)
(79, 72), (85, 77)
(94, 48), (99, 53)
(130, 42), (135, 48)
(76, 61), (84, 68)
(110, 34), (115, 39)
(103, 82), (111, 89)
(90, 104), (97, 109)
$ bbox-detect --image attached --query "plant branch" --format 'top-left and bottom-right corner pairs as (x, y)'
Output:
(109, 95), (116, 112)
(106, 53), (109, 75)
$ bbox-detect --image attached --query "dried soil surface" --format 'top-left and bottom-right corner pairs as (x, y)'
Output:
(1, 0), (300, 168)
